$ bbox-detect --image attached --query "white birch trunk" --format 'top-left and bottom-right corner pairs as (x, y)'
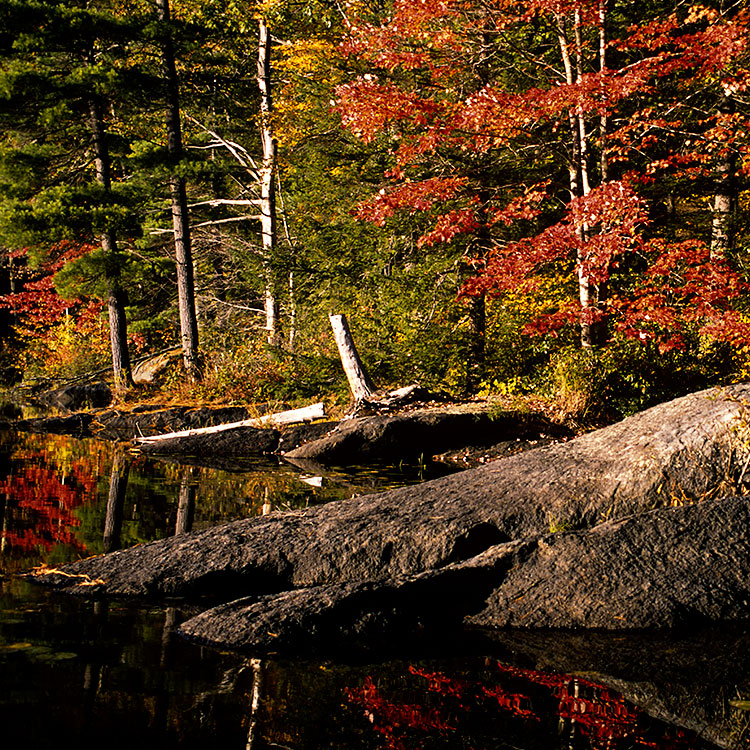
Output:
(711, 91), (736, 260)
(258, 20), (280, 346)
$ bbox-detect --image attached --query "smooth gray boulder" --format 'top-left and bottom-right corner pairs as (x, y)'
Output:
(131, 348), (182, 385)
(29, 384), (750, 606)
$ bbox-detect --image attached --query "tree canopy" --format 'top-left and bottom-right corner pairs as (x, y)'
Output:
(0, 0), (748, 420)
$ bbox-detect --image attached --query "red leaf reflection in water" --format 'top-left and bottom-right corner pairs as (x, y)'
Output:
(346, 676), (456, 750)
(0, 444), (98, 554)
(347, 661), (703, 749)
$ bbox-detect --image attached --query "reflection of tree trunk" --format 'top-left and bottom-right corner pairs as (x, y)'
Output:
(711, 92), (736, 260)
(104, 450), (129, 553)
(258, 20), (280, 347)
(246, 657), (264, 750)
(175, 469), (195, 535)
(0, 494), (7, 554)
(161, 606), (177, 667)
(82, 600), (108, 732)
(156, 0), (201, 381)
(89, 97), (133, 393)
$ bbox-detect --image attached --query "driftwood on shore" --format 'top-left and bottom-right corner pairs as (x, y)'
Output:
(28, 384), (750, 653)
(133, 402), (326, 445)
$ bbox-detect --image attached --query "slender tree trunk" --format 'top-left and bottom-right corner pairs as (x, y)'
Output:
(89, 97), (133, 393)
(558, 10), (603, 349)
(258, 19), (280, 347)
(156, 0), (201, 381)
(711, 91), (736, 260)
(598, 0), (610, 185)
(590, 0), (610, 346)
(573, 9), (598, 349)
(277, 173), (297, 351)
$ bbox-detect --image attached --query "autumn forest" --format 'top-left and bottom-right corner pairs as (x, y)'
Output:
(1, 0), (749, 421)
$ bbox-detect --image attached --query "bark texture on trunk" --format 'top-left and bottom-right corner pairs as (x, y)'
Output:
(329, 314), (376, 402)
(711, 92), (736, 260)
(258, 20), (280, 347)
(156, 0), (201, 381)
(89, 97), (133, 392)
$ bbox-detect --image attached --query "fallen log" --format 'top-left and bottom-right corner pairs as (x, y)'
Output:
(134, 402), (326, 445)
(30, 384), (750, 608)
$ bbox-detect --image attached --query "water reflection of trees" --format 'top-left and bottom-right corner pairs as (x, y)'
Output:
(3, 431), (745, 749)
(0, 432), (107, 569)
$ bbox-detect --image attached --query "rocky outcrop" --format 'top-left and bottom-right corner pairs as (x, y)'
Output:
(37, 381), (112, 411)
(283, 404), (567, 464)
(176, 496), (750, 654)
(30, 384), (750, 609)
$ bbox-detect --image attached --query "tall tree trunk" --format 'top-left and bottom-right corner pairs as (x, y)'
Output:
(711, 91), (736, 260)
(89, 97), (133, 393)
(156, 0), (201, 381)
(258, 19), (280, 347)
(590, 0), (610, 346)
(558, 9), (605, 349)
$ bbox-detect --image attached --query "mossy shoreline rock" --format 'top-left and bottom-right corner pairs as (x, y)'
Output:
(26, 384), (750, 653)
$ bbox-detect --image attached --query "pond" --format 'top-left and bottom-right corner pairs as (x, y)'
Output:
(0, 428), (749, 749)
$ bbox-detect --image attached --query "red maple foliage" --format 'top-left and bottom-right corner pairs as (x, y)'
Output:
(336, 0), (750, 351)
(0, 241), (96, 329)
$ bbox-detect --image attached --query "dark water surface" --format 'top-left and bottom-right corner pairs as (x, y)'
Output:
(1, 429), (749, 749)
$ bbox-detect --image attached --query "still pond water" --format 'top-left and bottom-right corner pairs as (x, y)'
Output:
(1, 428), (749, 749)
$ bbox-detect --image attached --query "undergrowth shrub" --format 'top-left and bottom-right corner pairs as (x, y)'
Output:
(158, 329), (346, 406)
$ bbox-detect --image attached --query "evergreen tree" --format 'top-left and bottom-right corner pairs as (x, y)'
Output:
(0, 0), (142, 389)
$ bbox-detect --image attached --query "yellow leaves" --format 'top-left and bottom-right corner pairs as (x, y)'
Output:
(255, 0), (286, 18)
(685, 4), (720, 25)
(275, 38), (344, 149)
(276, 38), (339, 78)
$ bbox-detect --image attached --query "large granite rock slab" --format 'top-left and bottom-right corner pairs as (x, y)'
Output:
(283, 404), (566, 464)
(30, 384), (750, 607)
(175, 496), (750, 654)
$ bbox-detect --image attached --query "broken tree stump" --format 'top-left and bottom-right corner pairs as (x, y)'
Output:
(329, 314), (376, 401)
